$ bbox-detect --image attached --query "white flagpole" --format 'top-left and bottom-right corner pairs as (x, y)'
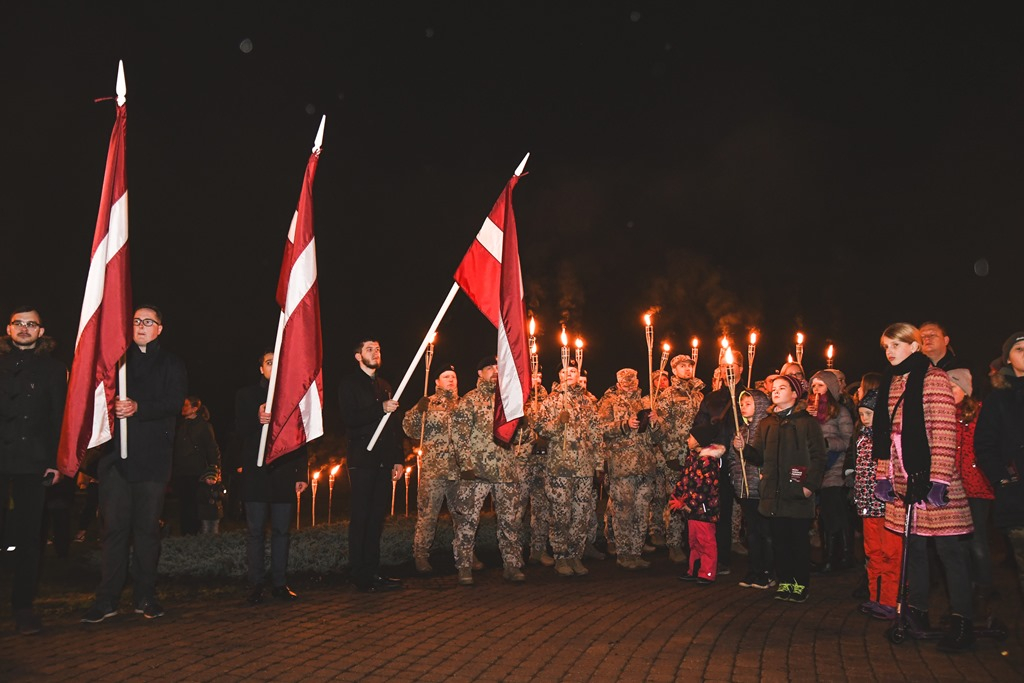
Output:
(366, 153), (530, 452)
(116, 61), (128, 460)
(257, 115), (326, 467)
(366, 282), (460, 451)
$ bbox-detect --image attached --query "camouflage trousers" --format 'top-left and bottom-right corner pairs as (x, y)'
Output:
(608, 475), (655, 557)
(527, 461), (550, 553)
(452, 480), (524, 570)
(413, 478), (459, 559)
(649, 464), (686, 549)
(545, 476), (593, 560)
(604, 490), (615, 543)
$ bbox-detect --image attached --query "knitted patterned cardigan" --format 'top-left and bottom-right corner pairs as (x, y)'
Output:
(875, 365), (973, 536)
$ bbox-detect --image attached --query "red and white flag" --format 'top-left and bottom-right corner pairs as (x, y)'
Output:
(454, 172), (531, 444)
(58, 82), (132, 477)
(263, 126), (325, 465)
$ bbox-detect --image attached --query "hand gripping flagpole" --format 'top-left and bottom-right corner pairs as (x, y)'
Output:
(367, 153), (530, 451)
(257, 115), (326, 467)
(116, 61), (129, 460)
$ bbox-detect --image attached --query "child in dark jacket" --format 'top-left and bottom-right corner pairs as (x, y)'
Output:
(198, 466), (223, 534)
(670, 443), (724, 584)
(728, 389), (774, 589)
(736, 375), (826, 603)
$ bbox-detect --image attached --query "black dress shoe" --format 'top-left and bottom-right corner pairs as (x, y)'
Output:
(247, 586), (265, 605)
(677, 573), (698, 582)
(373, 575), (402, 586)
(271, 585), (299, 601)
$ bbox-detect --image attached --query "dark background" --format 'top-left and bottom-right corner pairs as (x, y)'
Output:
(2, 2), (1021, 449)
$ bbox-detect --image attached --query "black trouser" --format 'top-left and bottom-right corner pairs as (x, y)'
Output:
(78, 481), (99, 532)
(95, 458), (166, 609)
(907, 533), (972, 618)
(716, 470), (735, 567)
(173, 475), (201, 535)
(348, 466), (392, 589)
(246, 502), (293, 587)
(0, 474), (47, 610)
(770, 516), (811, 587)
(819, 486), (851, 534)
(739, 498), (773, 577)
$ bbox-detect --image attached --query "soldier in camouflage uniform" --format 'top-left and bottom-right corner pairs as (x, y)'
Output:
(536, 361), (602, 577)
(519, 372), (553, 566)
(579, 372), (607, 561)
(451, 357), (527, 585)
(598, 368), (664, 570)
(653, 354), (704, 563)
(402, 365), (461, 574)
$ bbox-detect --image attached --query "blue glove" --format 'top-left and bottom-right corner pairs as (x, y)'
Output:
(873, 479), (895, 503)
(925, 482), (949, 507)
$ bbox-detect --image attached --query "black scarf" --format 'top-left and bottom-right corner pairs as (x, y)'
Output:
(872, 351), (931, 484)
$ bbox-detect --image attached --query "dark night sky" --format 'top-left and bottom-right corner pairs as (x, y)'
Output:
(3, 3), (1022, 445)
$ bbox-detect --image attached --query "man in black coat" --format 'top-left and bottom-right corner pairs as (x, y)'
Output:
(236, 349), (307, 604)
(338, 338), (404, 592)
(0, 306), (67, 635)
(82, 306), (187, 623)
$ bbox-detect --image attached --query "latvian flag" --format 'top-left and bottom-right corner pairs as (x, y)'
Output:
(264, 133), (325, 464)
(454, 172), (531, 445)
(57, 93), (131, 477)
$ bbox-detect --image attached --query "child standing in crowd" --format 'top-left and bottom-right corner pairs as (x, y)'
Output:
(728, 389), (774, 589)
(809, 371), (855, 573)
(671, 443), (723, 585)
(737, 375), (826, 603)
(852, 390), (902, 619)
(198, 466), (223, 534)
(949, 368), (996, 616)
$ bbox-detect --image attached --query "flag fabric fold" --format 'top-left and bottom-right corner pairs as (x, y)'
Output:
(266, 151), (324, 464)
(57, 102), (132, 477)
(454, 174), (531, 444)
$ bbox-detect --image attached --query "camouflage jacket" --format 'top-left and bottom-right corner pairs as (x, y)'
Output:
(597, 386), (663, 478)
(655, 377), (704, 465)
(402, 387), (460, 481)
(536, 384), (601, 477)
(513, 384), (549, 464)
(452, 378), (518, 482)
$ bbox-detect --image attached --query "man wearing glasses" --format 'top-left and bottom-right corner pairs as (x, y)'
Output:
(0, 306), (67, 635)
(83, 306), (187, 623)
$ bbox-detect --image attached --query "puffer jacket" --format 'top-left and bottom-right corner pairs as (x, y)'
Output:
(727, 389), (770, 499)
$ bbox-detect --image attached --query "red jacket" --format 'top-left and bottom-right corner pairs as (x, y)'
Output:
(956, 403), (994, 500)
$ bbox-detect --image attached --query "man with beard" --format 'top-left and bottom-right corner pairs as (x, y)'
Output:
(0, 306), (66, 635)
(338, 338), (404, 593)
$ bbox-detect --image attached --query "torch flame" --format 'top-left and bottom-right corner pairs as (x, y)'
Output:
(530, 341), (537, 355)
(575, 337), (583, 350)
(529, 316), (535, 336)
(724, 348), (734, 365)
(405, 466), (412, 475)
(644, 313), (652, 326)
(313, 470), (321, 480)
(561, 327), (568, 347)
(330, 465), (340, 476)
(750, 332), (757, 345)
(796, 332), (804, 344)
(428, 331), (437, 344)
(692, 337), (699, 349)
(788, 354), (795, 363)
(721, 337), (730, 350)
(662, 342), (670, 352)
(827, 344), (834, 359)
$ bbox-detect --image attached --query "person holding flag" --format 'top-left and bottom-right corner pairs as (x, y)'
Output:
(82, 306), (187, 623)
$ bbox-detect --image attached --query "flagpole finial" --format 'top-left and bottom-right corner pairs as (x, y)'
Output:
(313, 115), (326, 154)
(514, 152), (530, 177)
(115, 60), (126, 107)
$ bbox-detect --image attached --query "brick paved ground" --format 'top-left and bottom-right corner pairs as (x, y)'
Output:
(2, 543), (1021, 682)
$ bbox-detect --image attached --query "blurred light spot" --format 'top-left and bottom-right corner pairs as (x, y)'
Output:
(425, 27), (435, 38)
(974, 258), (989, 277)
(337, 92), (345, 101)
(630, 11), (641, 22)
(5, 546), (14, 552)
(664, 42), (672, 51)
(626, 221), (635, 229)
(305, 104), (316, 115)
(239, 38), (254, 54)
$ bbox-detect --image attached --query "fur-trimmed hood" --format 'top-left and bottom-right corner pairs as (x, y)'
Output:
(0, 335), (57, 355)
(766, 398), (808, 416)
